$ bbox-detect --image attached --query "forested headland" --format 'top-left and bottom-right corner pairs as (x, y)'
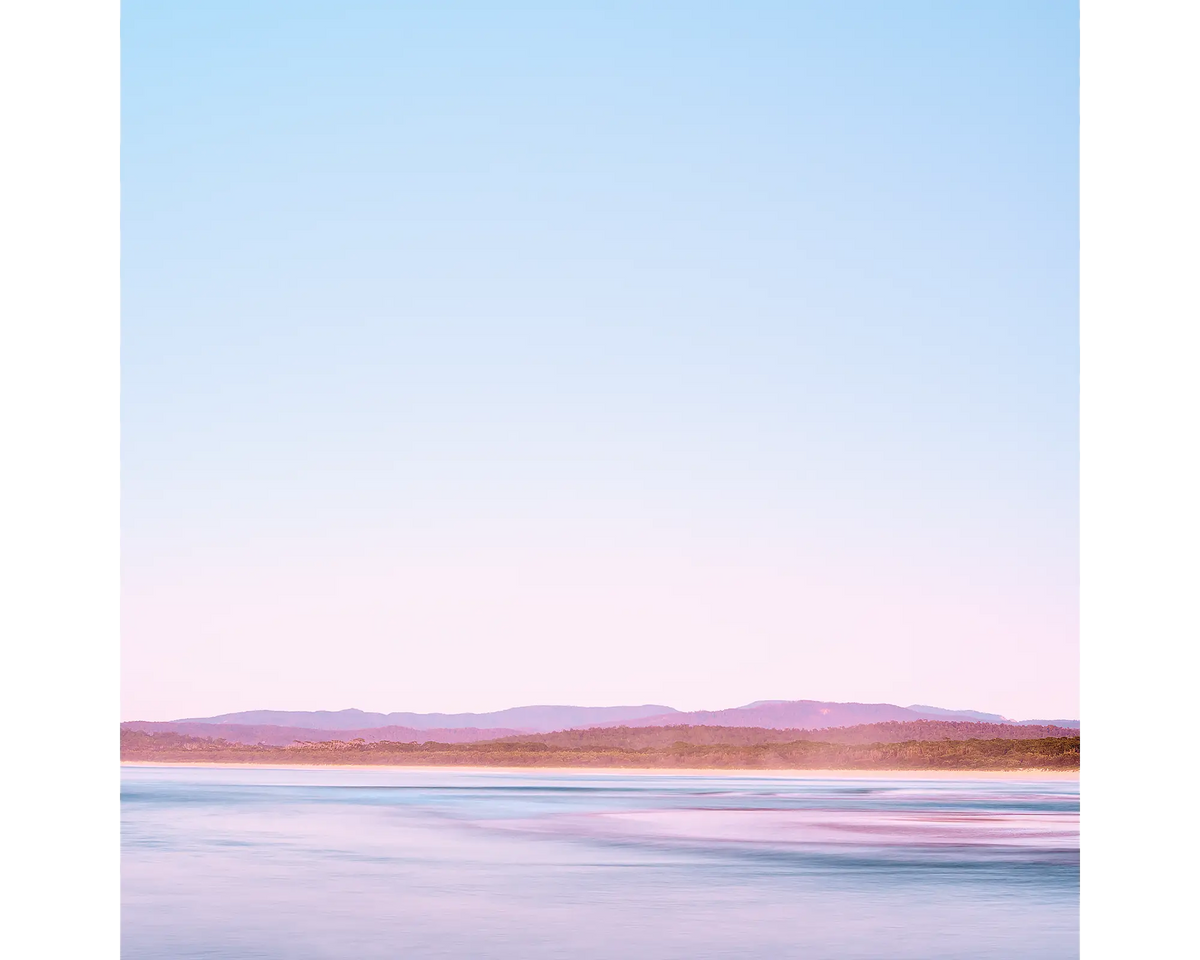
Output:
(121, 725), (1080, 771)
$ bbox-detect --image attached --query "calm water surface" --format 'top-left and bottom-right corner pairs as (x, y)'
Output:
(122, 765), (1079, 959)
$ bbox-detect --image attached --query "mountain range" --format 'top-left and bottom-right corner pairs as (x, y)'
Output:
(174, 703), (677, 731)
(125, 699), (1078, 745)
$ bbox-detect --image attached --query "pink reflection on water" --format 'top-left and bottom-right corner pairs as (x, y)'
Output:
(491, 806), (1079, 849)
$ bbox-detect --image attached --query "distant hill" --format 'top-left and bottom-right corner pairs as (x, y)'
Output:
(1018, 719), (1081, 729)
(169, 704), (679, 733)
(909, 705), (1080, 729)
(156, 700), (1078, 737)
(592, 700), (1026, 730)
(907, 704), (1008, 723)
(120, 721), (526, 746)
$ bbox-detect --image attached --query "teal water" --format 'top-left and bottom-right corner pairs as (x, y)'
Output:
(122, 765), (1079, 959)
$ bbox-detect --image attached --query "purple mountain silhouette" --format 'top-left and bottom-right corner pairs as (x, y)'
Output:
(121, 721), (524, 746)
(138, 700), (1078, 744)
(593, 700), (939, 730)
(171, 704), (679, 733)
(602, 700), (1078, 730)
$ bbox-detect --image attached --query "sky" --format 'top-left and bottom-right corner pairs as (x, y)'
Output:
(121, 1), (1079, 722)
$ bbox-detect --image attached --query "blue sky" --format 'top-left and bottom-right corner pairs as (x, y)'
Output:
(122, 1), (1078, 721)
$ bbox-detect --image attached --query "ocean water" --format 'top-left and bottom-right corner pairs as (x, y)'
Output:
(122, 765), (1079, 959)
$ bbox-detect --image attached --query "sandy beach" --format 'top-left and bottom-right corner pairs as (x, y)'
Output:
(121, 760), (1078, 780)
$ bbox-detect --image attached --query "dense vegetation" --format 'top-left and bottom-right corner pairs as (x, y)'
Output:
(121, 729), (1079, 771)
(490, 721), (1077, 748)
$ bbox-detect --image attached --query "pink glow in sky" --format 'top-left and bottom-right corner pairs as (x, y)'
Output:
(122, 513), (1077, 722)
(122, 4), (1077, 723)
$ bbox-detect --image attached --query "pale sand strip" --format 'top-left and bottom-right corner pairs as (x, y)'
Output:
(121, 761), (1078, 781)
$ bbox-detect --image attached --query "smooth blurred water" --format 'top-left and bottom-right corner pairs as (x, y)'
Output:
(122, 765), (1079, 959)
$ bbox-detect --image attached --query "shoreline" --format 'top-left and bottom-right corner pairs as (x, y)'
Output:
(121, 761), (1078, 781)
